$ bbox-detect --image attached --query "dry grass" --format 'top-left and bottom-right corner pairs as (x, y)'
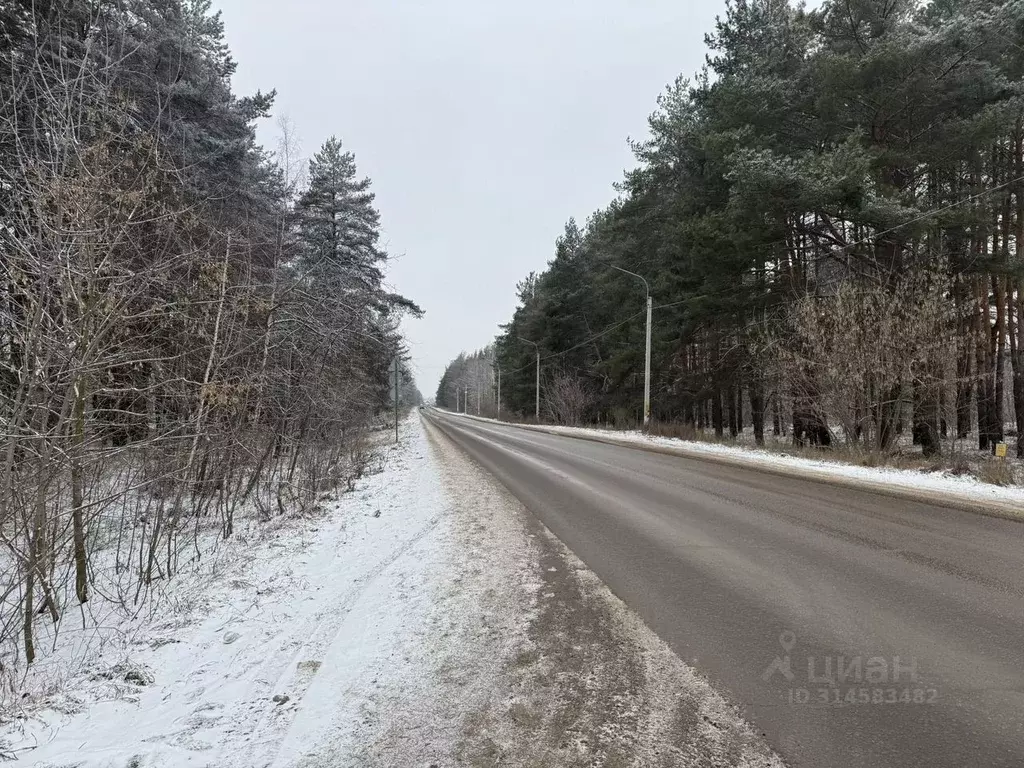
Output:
(496, 414), (1024, 489)
(978, 459), (1016, 486)
(644, 421), (1023, 487)
(647, 421), (699, 441)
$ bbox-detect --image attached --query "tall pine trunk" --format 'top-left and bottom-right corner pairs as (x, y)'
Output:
(736, 378), (744, 434)
(727, 379), (739, 438)
(712, 390), (724, 438)
(976, 276), (996, 451)
(993, 274), (1007, 445)
(750, 375), (765, 446)
(876, 383), (901, 453)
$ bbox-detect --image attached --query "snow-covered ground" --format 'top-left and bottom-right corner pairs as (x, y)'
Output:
(2, 416), (465, 766)
(446, 412), (1024, 516)
(2, 413), (784, 767)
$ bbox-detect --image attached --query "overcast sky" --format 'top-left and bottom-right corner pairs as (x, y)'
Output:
(214, 0), (725, 395)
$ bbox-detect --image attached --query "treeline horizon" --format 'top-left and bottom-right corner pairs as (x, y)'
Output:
(440, 0), (1024, 459)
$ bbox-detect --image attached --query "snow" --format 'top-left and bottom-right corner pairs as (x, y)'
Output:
(2, 411), (787, 767)
(446, 412), (1024, 515)
(2, 416), (461, 767)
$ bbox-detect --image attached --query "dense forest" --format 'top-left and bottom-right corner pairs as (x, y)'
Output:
(0, 1), (418, 668)
(437, 348), (498, 415)
(439, 0), (1024, 459)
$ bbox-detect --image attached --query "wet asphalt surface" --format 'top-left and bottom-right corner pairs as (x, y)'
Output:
(427, 410), (1024, 768)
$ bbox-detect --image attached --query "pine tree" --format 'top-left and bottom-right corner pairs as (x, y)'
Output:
(0, 0), (422, 668)
(491, 0), (1024, 458)
(297, 136), (386, 297)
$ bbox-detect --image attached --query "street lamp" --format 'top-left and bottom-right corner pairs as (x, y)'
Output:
(495, 365), (502, 420)
(612, 265), (652, 429)
(518, 337), (540, 422)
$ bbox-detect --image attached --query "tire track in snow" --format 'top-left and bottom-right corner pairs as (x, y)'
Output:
(226, 508), (445, 767)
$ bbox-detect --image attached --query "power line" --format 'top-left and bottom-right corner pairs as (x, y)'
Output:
(541, 310), (646, 363)
(498, 168), (1024, 381)
(503, 309), (647, 376)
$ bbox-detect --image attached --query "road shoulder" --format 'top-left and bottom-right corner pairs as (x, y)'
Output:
(420, 414), (784, 767)
(4, 413), (784, 767)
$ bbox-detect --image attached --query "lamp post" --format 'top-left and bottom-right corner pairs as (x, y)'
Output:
(612, 266), (652, 429)
(518, 337), (540, 422)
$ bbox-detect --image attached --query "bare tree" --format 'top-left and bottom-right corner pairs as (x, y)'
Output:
(0, 4), (417, 678)
(544, 371), (595, 426)
(758, 271), (955, 455)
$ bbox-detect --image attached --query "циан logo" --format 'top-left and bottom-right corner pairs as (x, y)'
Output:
(763, 631), (938, 706)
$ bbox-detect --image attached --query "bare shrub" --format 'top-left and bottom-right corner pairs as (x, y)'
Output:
(0, 4), (416, 681)
(544, 372), (596, 426)
(978, 460), (1015, 486)
(757, 271), (955, 455)
(649, 421), (699, 441)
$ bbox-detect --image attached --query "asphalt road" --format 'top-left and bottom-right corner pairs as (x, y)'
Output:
(425, 410), (1024, 768)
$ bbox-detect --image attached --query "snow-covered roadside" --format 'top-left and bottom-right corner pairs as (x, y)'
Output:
(2, 415), (462, 767)
(444, 411), (1024, 516)
(421, 413), (783, 767)
(4, 411), (786, 767)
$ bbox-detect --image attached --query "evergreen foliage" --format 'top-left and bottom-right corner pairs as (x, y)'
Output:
(0, 1), (418, 667)
(484, 0), (1024, 456)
